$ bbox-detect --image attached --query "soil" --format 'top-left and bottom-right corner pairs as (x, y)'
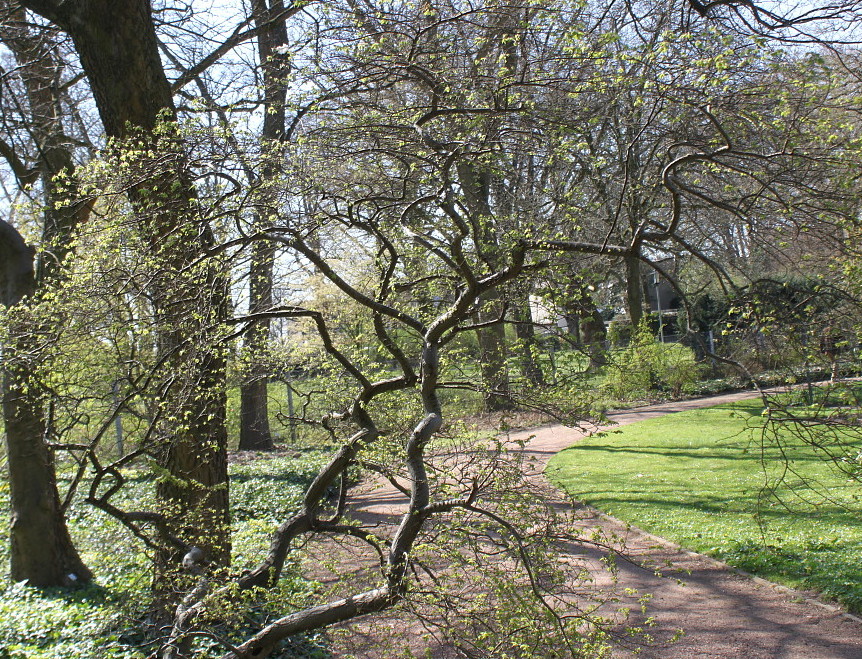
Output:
(311, 389), (862, 658)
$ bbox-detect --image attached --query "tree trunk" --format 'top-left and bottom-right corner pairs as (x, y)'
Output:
(239, 0), (289, 451)
(564, 311), (581, 343)
(0, 221), (93, 587)
(625, 253), (645, 327)
(574, 285), (607, 371)
(580, 310), (608, 371)
(0, 6), (93, 588)
(239, 370), (273, 451)
(512, 295), (544, 386)
(239, 228), (275, 451)
(456, 162), (512, 412)
(2, 335), (93, 587)
(21, 0), (232, 604)
(476, 291), (512, 412)
(238, 237), (275, 451)
(477, 324), (511, 411)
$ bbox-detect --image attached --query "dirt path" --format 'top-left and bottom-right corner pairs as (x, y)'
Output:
(325, 390), (862, 658)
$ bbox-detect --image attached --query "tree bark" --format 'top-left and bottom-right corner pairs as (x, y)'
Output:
(2, 337), (93, 588)
(573, 284), (607, 370)
(456, 162), (512, 412)
(239, 0), (289, 451)
(580, 309), (608, 371)
(0, 5), (93, 587)
(625, 253), (645, 327)
(20, 0), (232, 604)
(476, 290), (512, 412)
(0, 220), (93, 587)
(239, 228), (275, 451)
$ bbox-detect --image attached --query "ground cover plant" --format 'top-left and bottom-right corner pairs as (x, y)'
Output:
(548, 392), (862, 612)
(0, 450), (331, 659)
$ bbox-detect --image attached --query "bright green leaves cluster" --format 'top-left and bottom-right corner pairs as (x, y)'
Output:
(602, 321), (702, 401)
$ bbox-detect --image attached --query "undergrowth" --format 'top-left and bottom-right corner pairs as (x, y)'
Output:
(0, 450), (331, 659)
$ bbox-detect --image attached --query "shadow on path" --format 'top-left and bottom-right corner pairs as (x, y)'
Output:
(324, 389), (862, 658)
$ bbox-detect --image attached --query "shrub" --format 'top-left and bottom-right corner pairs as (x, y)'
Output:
(603, 321), (702, 400)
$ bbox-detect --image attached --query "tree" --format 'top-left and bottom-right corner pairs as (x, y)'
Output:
(237, 0), (292, 451)
(16, 0), (232, 608)
(159, 1), (788, 654)
(0, 218), (93, 587)
(2, 1), (860, 657)
(165, 4), (861, 653)
(0, 2), (93, 586)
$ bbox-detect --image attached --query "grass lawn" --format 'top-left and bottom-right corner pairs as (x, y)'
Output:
(547, 398), (862, 613)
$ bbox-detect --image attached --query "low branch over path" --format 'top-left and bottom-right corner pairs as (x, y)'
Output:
(323, 389), (862, 659)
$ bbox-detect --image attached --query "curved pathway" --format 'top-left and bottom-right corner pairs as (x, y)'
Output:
(331, 390), (862, 658)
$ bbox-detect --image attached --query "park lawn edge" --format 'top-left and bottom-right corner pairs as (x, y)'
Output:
(546, 398), (862, 614)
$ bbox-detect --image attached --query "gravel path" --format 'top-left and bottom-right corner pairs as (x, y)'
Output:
(324, 390), (862, 658)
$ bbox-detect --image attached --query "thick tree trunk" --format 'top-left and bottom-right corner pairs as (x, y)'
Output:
(0, 6), (93, 588)
(2, 339), (93, 587)
(21, 0), (231, 604)
(0, 221), (92, 587)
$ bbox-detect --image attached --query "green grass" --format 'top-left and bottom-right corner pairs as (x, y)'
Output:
(547, 399), (862, 612)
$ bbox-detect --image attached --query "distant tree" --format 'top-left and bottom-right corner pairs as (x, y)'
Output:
(236, 0), (293, 451)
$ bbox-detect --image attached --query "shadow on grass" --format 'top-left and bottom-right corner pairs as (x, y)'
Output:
(557, 443), (769, 462)
(720, 539), (862, 613)
(557, 438), (851, 466)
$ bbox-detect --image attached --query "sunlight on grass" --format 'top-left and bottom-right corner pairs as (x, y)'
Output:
(547, 399), (862, 612)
